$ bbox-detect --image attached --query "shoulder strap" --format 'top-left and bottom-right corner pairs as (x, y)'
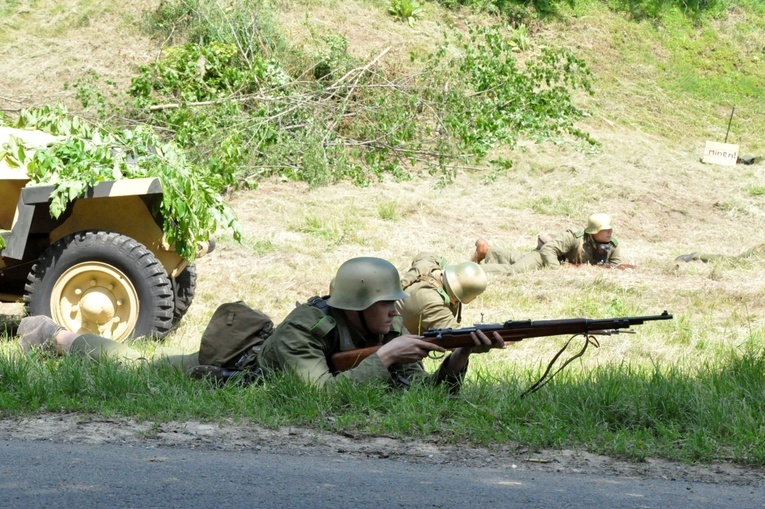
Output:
(306, 295), (337, 339)
(434, 283), (451, 305)
(390, 315), (404, 333)
(307, 295), (330, 315)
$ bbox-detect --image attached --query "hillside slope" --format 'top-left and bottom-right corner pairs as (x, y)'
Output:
(0, 1), (762, 339)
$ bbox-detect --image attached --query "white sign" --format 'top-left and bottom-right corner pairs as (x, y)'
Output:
(702, 141), (739, 166)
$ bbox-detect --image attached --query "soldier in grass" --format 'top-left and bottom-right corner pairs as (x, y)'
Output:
(396, 252), (488, 335)
(674, 242), (765, 264)
(472, 213), (625, 274)
(17, 257), (503, 390)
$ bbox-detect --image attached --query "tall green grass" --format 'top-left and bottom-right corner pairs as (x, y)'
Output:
(1, 342), (762, 465)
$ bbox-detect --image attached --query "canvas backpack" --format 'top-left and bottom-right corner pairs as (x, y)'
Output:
(197, 301), (275, 371)
(196, 297), (333, 374)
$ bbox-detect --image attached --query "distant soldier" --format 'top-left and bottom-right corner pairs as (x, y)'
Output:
(472, 213), (625, 274)
(675, 243), (765, 263)
(396, 253), (488, 334)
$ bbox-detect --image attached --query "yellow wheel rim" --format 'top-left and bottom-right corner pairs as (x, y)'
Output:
(50, 262), (140, 342)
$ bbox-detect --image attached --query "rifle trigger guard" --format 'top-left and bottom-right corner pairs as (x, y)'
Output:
(427, 351), (445, 361)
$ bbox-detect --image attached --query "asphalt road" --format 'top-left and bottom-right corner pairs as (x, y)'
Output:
(1, 439), (762, 508)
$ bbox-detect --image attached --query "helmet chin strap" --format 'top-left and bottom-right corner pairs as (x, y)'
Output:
(441, 276), (463, 324)
(357, 310), (373, 335)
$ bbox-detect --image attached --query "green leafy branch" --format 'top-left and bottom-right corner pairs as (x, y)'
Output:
(69, 2), (598, 189)
(389, 0), (424, 27)
(0, 104), (242, 260)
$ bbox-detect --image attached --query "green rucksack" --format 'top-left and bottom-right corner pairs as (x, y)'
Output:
(197, 301), (274, 371)
(192, 297), (332, 385)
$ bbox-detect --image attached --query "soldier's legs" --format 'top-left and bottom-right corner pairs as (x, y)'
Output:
(695, 243), (765, 262)
(675, 252), (723, 263)
(482, 251), (544, 274)
(19, 316), (201, 374)
(69, 334), (200, 373)
(738, 243), (765, 259)
(153, 349), (201, 374)
(69, 334), (149, 362)
(504, 250), (545, 274)
(484, 248), (528, 265)
(475, 234), (552, 265)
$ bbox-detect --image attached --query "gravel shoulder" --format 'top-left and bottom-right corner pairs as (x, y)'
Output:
(2, 413), (762, 487)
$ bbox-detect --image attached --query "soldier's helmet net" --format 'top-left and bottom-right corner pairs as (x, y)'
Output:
(442, 261), (488, 304)
(584, 213), (613, 234)
(326, 257), (409, 311)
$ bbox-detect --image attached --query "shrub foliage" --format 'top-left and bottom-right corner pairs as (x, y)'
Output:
(89, 0), (599, 188)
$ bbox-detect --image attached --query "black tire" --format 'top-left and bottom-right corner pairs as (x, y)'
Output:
(172, 263), (197, 325)
(24, 230), (174, 341)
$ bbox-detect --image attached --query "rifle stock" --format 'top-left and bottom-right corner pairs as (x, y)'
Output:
(331, 311), (672, 372)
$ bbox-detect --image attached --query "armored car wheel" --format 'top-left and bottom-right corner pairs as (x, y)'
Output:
(24, 230), (174, 341)
(172, 263), (197, 325)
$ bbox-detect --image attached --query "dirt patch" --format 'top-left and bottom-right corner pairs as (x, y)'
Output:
(0, 413), (761, 487)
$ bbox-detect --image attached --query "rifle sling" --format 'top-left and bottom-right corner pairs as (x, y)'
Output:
(520, 333), (600, 399)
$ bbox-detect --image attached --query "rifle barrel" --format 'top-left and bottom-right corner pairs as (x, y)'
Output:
(331, 311), (673, 372)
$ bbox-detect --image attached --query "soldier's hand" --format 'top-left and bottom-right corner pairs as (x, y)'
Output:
(376, 334), (445, 368)
(451, 330), (504, 362)
(445, 331), (505, 374)
(464, 329), (505, 355)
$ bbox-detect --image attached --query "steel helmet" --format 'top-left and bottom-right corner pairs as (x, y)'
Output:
(584, 213), (613, 234)
(442, 261), (488, 304)
(325, 257), (408, 311)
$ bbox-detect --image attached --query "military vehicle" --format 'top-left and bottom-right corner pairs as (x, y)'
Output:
(0, 126), (211, 341)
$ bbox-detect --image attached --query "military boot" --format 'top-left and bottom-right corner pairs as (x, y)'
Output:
(471, 238), (490, 263)
(674, 252), (698, 263)
(17, 315), (63, 353)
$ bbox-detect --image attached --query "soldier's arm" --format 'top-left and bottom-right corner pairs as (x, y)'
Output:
(608, 243), (623, 265)
(538, 231), (575, 268)
(258, 321), (392, 388)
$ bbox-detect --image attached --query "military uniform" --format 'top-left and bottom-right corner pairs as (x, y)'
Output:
(481, 230), (622, 274)
(68, 334), (200, 372)
(680, 242), (765, 263)
(258, 302), (463, 388)
(67, 300), (465, 390)
(396, 252), (461, 335)
(740, 243), (765, 259)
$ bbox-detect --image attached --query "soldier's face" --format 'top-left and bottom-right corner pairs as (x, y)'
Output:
(592, 229), (612, 243)
(362, 300), (399, 334)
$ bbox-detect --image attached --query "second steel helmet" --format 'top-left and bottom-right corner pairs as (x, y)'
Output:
(442, 261), (488, 304)
(325, 257), (408, 311)
(584, 213), (613, 234)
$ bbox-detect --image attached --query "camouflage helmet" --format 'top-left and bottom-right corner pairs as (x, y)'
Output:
(442, 261), (488, 304)
(325, 257), (408, 311)
(584, 213), (613, 234)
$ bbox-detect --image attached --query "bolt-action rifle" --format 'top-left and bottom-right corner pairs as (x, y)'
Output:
(331, 311), (673, 396)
